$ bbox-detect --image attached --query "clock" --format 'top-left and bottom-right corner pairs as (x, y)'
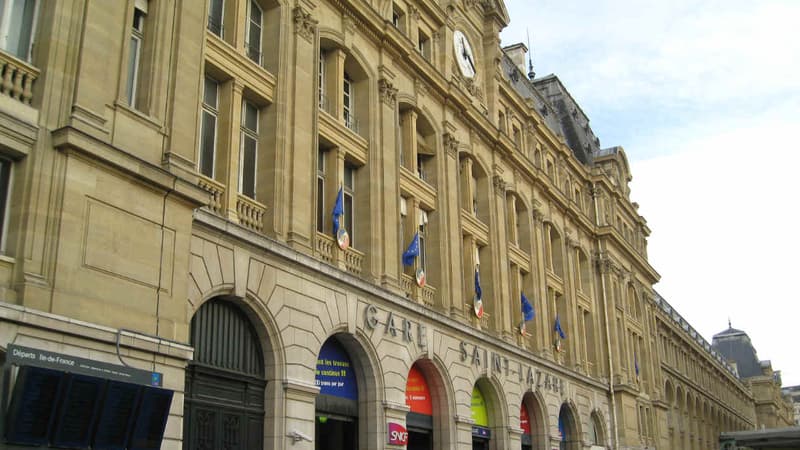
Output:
(453, 30), (476, 79)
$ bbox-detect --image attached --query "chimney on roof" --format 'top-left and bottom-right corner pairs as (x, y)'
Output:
(503, 43), (528, 79)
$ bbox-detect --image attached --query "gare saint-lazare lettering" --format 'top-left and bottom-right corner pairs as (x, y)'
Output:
(364, 304), (427, 349)
(459, 341), (563, 393)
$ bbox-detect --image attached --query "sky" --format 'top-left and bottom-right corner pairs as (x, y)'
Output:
(500, 0), (800, 387)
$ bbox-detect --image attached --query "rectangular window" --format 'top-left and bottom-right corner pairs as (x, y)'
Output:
(246, 0), (262, 64)
(0, 0), (38, 61)
(418, 210), (428, 270)
(399, 197), (407, 257)
(343, 73), (354, 131)
(318, 50), (326, 109)
(126, 4), (146, 108)
(199, 77), (219, 178)
(316, 149), (325, 233)
(208, 0), (224, 37)
(343, 164), (355, 247)
(239, 100), (259, 199)
(418, 30), (430, 60)
(0, 157), (11, 252)
(391, 4), (404, 33)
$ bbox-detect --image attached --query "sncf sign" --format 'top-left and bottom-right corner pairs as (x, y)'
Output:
(387, 422), (408, 446)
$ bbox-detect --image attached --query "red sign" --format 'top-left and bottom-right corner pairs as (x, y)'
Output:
(405, 365), (432, 415)
(520, 404), (531, 435)
(387, 422), (408, 445)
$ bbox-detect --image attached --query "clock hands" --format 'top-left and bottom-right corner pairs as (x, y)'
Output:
(460, 36), (476, 75)
(466, 52), (476, 74)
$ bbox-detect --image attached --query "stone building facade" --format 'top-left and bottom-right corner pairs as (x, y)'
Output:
(0, 0), (762, 449)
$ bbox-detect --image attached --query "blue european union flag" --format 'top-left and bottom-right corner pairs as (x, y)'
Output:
(474, 268), (482, 300)
(332, 187), (344, 235)
(402, 232), (420, 266)
(635, 352), (640, 376)
(521, 293), (535, 322)
(554, 315), (566, 339)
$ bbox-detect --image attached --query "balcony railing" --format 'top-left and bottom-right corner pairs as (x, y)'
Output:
(343, 110), (360, 135)
(0, 51), (38, 105)
(344, 247), (364, 276)
(236, 194), (266, 233)
(315, 232), (335, 264)
(420, 284), (435, 308)
(198, 176), (225, 215)
(401, 273), (414, 298)
(319, 94), (362, 137)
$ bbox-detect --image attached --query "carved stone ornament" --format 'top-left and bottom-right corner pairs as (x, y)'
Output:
(531, 209), (544, 224)
(293, 7), (318, 42)
(463, 77), (483, 99)
(378, 78), (397, 106)
(443, 133), (459, 157)
(414, 78), (429, 98)
(343, 13), (357, 34)
(492, 175), (506, 195)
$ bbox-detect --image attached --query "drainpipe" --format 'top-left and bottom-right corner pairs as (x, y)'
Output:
(593, 182), (619, 450)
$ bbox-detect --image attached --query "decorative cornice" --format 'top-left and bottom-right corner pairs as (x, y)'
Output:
(378, 78), (398, 106)
(293, 7), (318, 42)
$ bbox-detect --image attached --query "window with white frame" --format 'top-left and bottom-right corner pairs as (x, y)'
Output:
(418, 30), (430, 60)
(316, 149), (326, 233)
(0, 157), (11, 253)
(126, 1), (147, 108)
(318, 50), (326, 108)
(239, 100), (259, 199)
(343, 164), (355, 247)
(246, 0), (262, 64)
(0, 0), (38, 61)
(199, 77), (219, 178)
(399, 196), (407, 255)
(207, 0), (224, 37)
(418, 210), (428, 270)
(342, 72), (353, 131)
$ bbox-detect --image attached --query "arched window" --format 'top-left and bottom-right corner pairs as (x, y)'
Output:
(184, 298), (266, 450)
(545, 223), (564, 276)
(577, 249), (591, 293)
(588, 411), (605, 446)
(558, 404), (580, 450)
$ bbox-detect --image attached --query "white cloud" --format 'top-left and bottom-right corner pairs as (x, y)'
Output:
(503, 0), (800, 386)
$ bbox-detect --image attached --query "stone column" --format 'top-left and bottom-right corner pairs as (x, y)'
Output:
(442, 132), (460, 316)
(286, 6), (318, 251)
(532, 209), (550, 357)
(222, 80), (244, 222)
(377, 77), (400, 291)
(282, 380), (319, 450)
(334, 148), (347, 270)
(491, 174), (512, 339)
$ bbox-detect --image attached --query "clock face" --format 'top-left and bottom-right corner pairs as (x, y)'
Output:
(453, 30), (476, 79)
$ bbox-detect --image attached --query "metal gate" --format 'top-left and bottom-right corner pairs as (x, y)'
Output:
(183, 299), (265, 450)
